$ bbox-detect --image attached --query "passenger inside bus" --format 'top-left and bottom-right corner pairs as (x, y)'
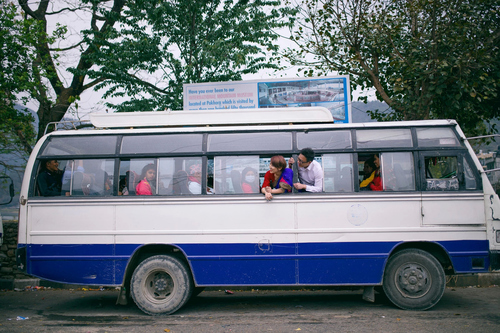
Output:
(136, 164), (157, 195)
(288, 148), (323, 192)
(188, 163), (202, 194)
(37, 159), (63, 196)
(261, 155), (293, 201)
(360, 154), (382, 191)
(118, 171), (131, 195)
(360, 156), (376, 190)
(241, 167), (260, 194)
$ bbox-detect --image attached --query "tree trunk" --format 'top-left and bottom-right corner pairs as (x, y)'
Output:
(36, 88), (74, 140)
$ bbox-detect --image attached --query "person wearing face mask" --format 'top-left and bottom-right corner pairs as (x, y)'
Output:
(188, 163), (202, 194)
(241, 167), (259, 193)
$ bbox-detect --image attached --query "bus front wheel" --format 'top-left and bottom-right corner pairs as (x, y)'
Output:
(130, 255), (193, 315)
(383, 249), (445, 310)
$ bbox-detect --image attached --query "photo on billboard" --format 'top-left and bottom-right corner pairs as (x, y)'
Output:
(257, 77), (350, 123)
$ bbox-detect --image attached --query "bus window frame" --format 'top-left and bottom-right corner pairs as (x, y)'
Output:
(418, 150), (482, 192)
(30, 125), (474, 198)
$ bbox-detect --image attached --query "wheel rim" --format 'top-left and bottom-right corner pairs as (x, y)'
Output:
(142, 268), (175, 303)
(394, 262), (431, 299)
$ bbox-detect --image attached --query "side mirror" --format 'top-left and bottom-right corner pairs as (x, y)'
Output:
(0, 176), (14, 205)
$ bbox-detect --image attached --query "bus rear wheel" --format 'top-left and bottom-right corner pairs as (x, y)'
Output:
(130, 255), (193, 315)
(383, 249), (445, 310)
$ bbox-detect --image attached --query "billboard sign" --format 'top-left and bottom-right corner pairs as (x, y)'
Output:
(183, 75), (351, 123)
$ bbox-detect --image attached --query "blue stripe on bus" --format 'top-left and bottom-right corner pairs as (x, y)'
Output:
(21, 240), (490, 286)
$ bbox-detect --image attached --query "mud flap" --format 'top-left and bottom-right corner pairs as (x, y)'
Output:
(116, 286), (128, 305)
(362, 286), (375, 303)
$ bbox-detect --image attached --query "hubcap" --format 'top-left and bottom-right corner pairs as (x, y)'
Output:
(395, 263), (431, 298)
(145, 270), (174, 300)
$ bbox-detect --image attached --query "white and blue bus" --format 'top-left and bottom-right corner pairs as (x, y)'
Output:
(16, 107), (500, 314)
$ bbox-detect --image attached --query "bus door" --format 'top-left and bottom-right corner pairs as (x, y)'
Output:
(419, 151), (484, 226)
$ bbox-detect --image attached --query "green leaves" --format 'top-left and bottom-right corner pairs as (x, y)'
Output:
(87, 0), (297, 112)
(284, 0), (499, 136)
(0, 3), (39, 158)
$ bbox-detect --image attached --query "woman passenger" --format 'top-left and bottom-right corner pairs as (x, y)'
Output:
(365, 154), (382, 191)
(360, 156), (376, 190)
(261, 155), (293, 200)
(136, 164), (157, 195)
(241, 167), (259, 193)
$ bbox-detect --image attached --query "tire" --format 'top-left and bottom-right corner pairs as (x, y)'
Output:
(383, 249), (445, 311)
(130, 255), (193, 315)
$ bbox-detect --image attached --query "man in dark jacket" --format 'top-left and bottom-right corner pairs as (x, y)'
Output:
(38, 160), (63, 196)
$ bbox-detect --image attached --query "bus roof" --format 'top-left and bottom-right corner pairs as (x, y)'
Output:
(89, 107), (334, 128)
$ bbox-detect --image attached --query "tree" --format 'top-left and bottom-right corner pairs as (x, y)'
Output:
(284, 0), (500, 136)
(14, 0), (295, 141)
(18, 0), (128, 140)
(0, 3), (38, 173)
(86, 0), (297, 112)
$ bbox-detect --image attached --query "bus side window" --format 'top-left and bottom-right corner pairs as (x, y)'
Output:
(82, 159), (114, 196)
(424, 156), (459, 191)
(62, 159), (114, 196)
(381, 152), (415, 191)
(358, 152), (415, 192)
(322, 154), (353, 192)
(214, 156), (260, 194)
(157, 157), (202, 195)
(463, 157), (478, 190)
(120, 159), (155, 195)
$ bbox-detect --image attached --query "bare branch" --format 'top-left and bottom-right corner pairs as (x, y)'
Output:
(46, 5), (88, 16)
(49, 40), (85, 52)
(82, 77), (107, 91)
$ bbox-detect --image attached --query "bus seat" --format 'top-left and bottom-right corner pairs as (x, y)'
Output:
(127, 171), (139, 195)
(393, 164), (410, 190)
(173, 170), (191, 195)
(230, 170), (243, 194)
(337, 166), (352, 192)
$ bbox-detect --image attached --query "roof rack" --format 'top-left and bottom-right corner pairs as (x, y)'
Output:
(44, 120), (93, 135)
(89, 107), (333, 128)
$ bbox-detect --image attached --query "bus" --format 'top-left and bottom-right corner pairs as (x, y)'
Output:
(16, 107), (500, 315)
